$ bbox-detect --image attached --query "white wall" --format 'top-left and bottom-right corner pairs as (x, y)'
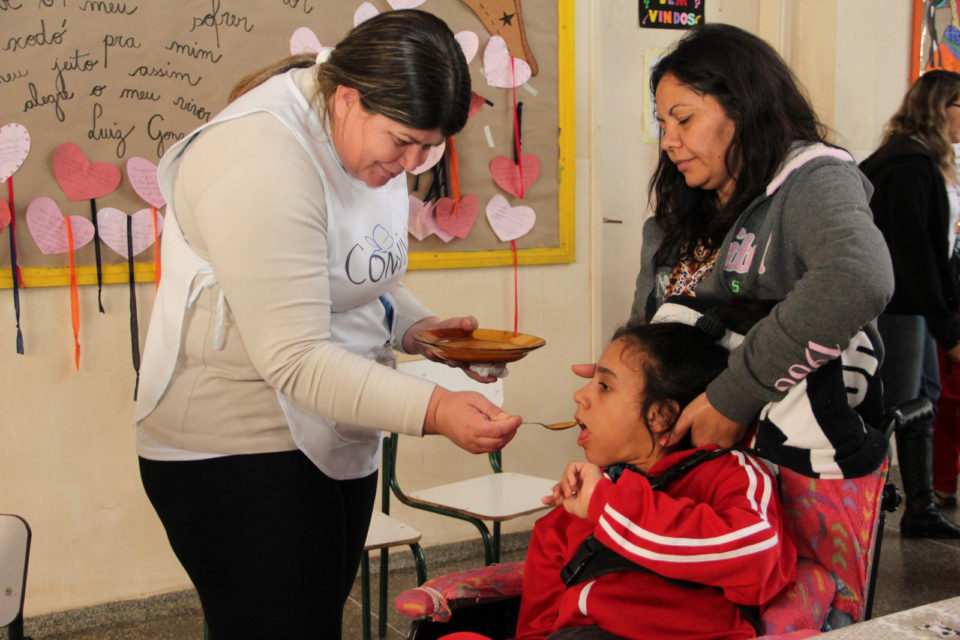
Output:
(0, 0), (915, 617)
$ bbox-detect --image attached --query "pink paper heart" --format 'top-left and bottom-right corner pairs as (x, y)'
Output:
(387, 0), (425, 8)
(26, 196), (95, 254)
(126, 156), (165, 208)
(53, 142), (121, 201)
(408, 195), (435, 241)
(482, 36), (532, 88)
(412, 141), (445, 175)
(96, 207), (164, 258)
(490, 154), (541, 198)
(435, 194), (479, 239)
(455, 30), (479, 64)
(354, 2), (378, 26)
(468, 92), (488, 118)
(290, 26), (323, 55)
(0, 123), (30, 182)
(0, 199), (10, 234)
(485, 194), (535, 242)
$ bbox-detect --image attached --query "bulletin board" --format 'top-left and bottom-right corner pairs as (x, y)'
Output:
(912, 0), (960, 80)
(0, 0), (575, 290)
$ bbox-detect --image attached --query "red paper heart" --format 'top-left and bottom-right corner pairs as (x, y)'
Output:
(53, 142), (121, 201)
(490, 154), (541, 199)
(0, 199), (10, 233)
(434, 194), (479, 239)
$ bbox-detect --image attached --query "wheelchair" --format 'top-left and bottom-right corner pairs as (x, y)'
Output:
(393, 399), (932, 640)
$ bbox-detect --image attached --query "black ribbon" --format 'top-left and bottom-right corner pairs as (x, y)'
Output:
(7, 216), (23, 354)
(126, 215), (140, 400)
(90, 198), (104, 313)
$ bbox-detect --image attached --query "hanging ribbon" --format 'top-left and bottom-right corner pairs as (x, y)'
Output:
(152, 206), (161, 288)
(64, 217), (81, 370)
(126, 215), (141, 399)
(509, 59), (523, 331)
(448, 136), (461, 214)
(7, 179), (23, 354)
(89, 197), (105, 312)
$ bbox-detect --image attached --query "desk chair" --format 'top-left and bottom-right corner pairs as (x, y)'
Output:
(0, 515), (31, 640)
(360, 439), (428, 640)
(389, 360), (555, 565)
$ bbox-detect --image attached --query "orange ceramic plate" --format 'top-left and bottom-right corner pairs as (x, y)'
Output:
(413, 328), (546, 364)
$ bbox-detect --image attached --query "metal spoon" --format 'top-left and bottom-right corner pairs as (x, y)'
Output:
(524, 421), (578, 431)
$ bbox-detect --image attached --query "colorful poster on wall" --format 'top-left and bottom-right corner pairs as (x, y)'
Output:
(913, 0), (960, 79)
(639, 0), (704, 30)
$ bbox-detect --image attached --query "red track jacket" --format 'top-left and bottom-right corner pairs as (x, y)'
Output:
(514, 447), (796, 640)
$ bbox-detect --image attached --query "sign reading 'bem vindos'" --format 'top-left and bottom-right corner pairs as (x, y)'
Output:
(639, 0), (704, 29)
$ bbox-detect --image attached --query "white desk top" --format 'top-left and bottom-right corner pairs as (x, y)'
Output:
(408, 472), (556, 521)
(819, 596), (960, 639)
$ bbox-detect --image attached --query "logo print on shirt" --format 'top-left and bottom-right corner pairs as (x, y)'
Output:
(724, 227), (756, 274)
(345, 224), (408, 284)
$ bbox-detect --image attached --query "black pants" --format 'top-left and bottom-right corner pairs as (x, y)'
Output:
(140, 450), (378, 640)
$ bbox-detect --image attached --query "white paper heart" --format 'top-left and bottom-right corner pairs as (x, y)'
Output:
(97, 207), (164, 258)
(411, 141), (446, 176)
(387, 0), (426, 8)
(455, 31), (479, 64)
(126, 156), (165, 208)
(354, 2), (378, 26)
(26, 196), (95, 254)
(485, 194), (535, 242)
(0, 123), (30, 183)
(482, 36), (532, 89)
(408, 195), (435, 241)
(290, 26), (323, 55)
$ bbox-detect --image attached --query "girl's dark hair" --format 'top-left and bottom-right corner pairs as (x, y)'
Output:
(230, 9), (471, 137)
(612, 322), (729, 449)
(649, 23), (829, 262)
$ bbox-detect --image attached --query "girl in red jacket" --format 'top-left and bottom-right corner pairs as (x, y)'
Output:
(514, 321), (797, 640)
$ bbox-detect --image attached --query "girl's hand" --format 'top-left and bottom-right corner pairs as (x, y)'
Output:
(664, 392), (747, 448)
(557, 461), (603, 519)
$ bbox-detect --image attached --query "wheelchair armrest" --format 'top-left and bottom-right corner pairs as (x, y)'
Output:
(394, 562), (524, 623)
(879, 398), (934, 439)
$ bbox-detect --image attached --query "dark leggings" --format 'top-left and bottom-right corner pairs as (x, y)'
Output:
(139, 450), (378, 640)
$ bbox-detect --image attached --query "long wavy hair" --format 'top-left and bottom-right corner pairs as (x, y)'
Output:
(648, 23), (829, 262)
(882, 69), (960, 185)
(229, 9), (471, 138)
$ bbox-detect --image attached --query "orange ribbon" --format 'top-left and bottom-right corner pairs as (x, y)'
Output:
(152, 205), (161, 288)
(64, 217), (80, 369)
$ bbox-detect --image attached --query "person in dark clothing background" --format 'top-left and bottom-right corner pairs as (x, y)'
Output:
(861, 69), (960, 539)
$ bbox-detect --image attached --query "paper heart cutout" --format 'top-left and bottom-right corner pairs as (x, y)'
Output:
(97, 207), (165, 258)
(490, 154), (541, 198)
(126, 156), (165, 208)
(290, 26), (323, 55)
(0, 123), (30, 182)
(408, 195), (435, 241)
(435, 194), (479, 239)
(354, 2), (378, 26)
(0, 198), (10, 234)
(455, 30), (479, 64)
(26, 196), (95, 254)
(387, 0), (425, 8)
(411, 141), (445, 176)
(53, 142), (121, 201)
(486, 194), (535, 242)
(482, 36), (532, 88)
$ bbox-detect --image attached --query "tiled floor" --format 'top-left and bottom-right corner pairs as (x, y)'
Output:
(17, 467), (960, 640)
